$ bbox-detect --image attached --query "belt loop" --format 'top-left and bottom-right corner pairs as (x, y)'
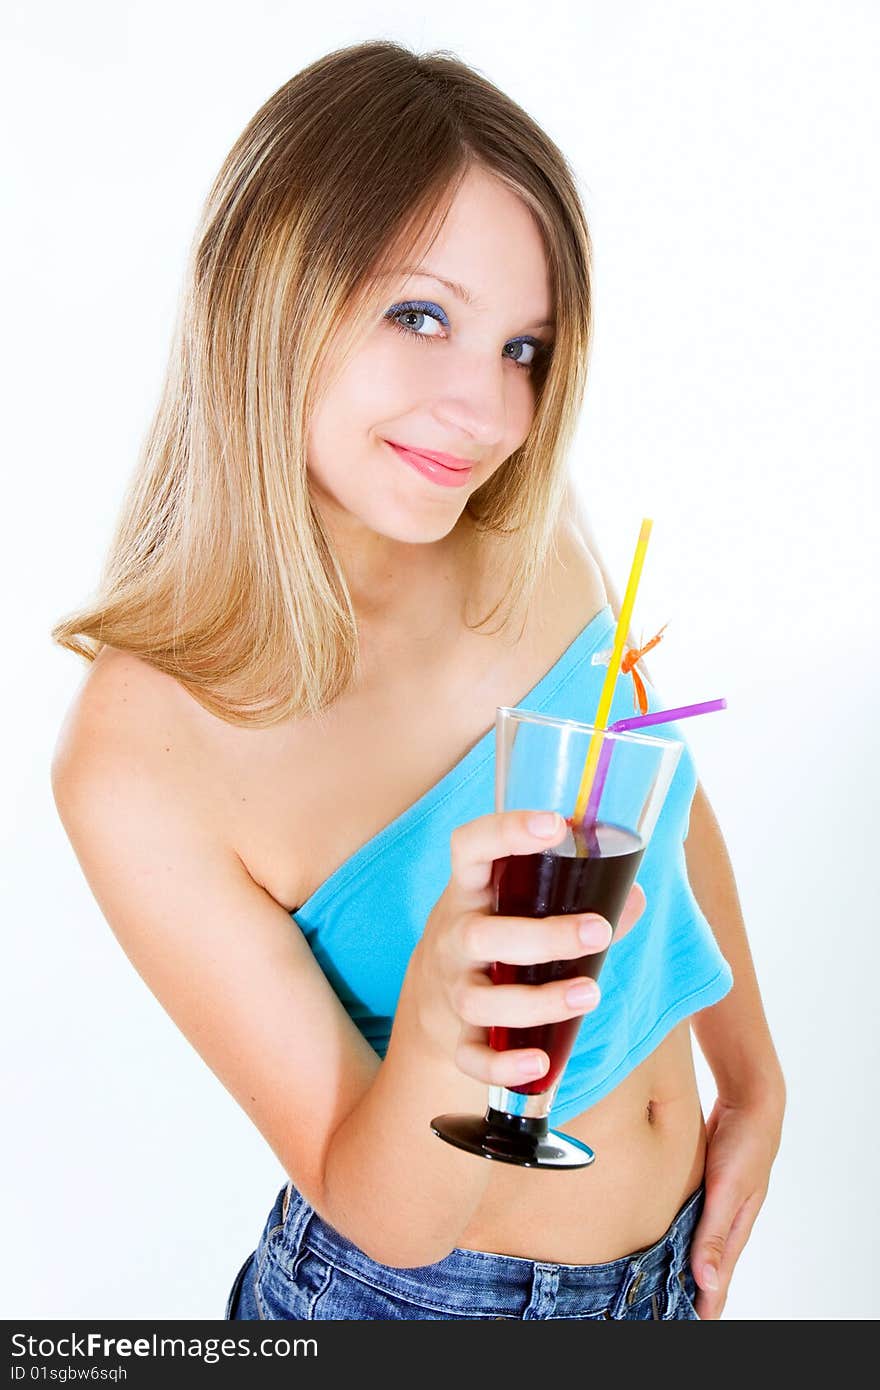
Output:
(280, 1180), (315, 1261)
(524, 1263), (560, 1320)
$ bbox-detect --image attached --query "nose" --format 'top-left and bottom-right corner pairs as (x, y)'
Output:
(428, 347), (512, 451)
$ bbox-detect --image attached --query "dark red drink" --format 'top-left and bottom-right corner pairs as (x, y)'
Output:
(489, 819), (645, 1095)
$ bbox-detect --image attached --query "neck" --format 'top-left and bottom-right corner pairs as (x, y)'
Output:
(314, 498), (481, 636)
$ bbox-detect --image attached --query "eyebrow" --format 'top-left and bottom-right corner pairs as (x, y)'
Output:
(393, 267), (555, 332)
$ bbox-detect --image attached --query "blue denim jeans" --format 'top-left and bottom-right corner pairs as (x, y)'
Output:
(225, 1179), (704, 1320)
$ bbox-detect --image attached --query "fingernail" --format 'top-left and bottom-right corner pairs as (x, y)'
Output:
(529, 812), (561, 836)
(579, 917), (612, 947)
(517, 1053), (547, 1077)
(565, 980), (599, 1008)
(703, 1264), (719, 1290)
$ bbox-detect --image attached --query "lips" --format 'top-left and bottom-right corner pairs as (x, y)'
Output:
(385, 441), (475, 471)
(384, 439), (475, 489)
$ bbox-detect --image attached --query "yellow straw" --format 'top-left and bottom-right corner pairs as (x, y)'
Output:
(572, 518), (654, 835)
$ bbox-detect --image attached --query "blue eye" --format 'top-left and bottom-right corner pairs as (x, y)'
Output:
(502, 340), (539, 368)
(384, 300), (550, 373)
(385, 300), (448, 336)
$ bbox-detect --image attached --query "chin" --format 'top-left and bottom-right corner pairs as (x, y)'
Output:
(382, 511), (464, 546)
(362, 494), (468, 546)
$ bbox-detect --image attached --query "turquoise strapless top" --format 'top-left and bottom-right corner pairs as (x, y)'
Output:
(292, 604), (732, 1125)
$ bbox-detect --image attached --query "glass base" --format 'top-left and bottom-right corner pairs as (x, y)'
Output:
(430, 1105), (596, 1170)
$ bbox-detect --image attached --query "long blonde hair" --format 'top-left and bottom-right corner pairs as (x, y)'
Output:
(50, 40), (594, 727)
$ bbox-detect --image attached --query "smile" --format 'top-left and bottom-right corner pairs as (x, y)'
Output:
(384, 440), (474, 489)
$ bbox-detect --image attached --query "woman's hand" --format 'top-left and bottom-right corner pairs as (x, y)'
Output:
(690, 1087), (785, 1319)
(412, 809), (646, 1087)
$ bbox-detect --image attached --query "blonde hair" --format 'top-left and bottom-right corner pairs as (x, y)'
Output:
(50, 39), (594, 727)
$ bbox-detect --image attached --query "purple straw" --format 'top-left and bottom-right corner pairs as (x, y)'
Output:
(579, 699), (727, 844)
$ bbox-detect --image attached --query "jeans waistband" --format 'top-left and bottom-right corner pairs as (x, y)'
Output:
(274, 1178), (704, 1319)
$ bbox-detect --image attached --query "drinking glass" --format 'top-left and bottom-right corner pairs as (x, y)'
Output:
(430, 707), (683, 1169)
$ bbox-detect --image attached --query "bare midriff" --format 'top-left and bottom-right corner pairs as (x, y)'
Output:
(455, 1018), (706, 1264)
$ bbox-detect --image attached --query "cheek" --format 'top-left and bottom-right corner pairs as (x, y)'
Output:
(340, 332), (427, 420)
(307, 354), (394, 465)
(507, 378), (538, 446)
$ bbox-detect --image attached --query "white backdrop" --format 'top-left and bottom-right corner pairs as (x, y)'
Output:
(4, 0), (877, 1321)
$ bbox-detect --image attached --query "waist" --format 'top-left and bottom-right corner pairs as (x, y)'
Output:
(274, 1176), (705, 1319)
(457, 1019), (706, 1263)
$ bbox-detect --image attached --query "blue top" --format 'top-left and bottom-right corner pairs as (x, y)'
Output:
(292, 604), (733, 1125)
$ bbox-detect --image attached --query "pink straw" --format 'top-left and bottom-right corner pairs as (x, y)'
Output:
(579, 699), (727, 842)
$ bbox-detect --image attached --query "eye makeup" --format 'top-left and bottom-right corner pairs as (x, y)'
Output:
(383, 299), (553, 373)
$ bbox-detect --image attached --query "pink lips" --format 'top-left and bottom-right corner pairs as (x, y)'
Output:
(385, 440), (474, 489)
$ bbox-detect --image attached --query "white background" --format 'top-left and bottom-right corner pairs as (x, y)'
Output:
(3, 0), (877, 1320)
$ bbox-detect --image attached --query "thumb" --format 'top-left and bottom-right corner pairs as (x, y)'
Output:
(691, 1186), (739, 1292)
(450, 809), (569, 900)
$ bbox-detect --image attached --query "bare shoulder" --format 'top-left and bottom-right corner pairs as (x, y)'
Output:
(540, 495), (609, 624)
(49, 645), (383, 1224)
(469, 490), (607, 638)
(557, 480), (606, 571)
(57, 643), (208, 737)
(51, 645), (219, 810)
(555, 506), (606, 587)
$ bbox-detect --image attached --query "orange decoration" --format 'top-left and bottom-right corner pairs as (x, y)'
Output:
(592, 623), (668, 715)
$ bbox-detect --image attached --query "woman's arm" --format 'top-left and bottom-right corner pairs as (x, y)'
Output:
(564, 477), (786, 1317)
(684, 784), (785, 1100)
(682, 784), (785, 1317)
(50, 650), (496, 1273)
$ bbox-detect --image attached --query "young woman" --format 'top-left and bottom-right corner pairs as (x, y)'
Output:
(50, 40), (784, 1320)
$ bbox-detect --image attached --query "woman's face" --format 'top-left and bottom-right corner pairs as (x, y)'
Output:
(306, 165), (555, 550)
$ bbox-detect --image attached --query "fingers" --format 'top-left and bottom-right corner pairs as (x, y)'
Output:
(453, 968), (601, 1029)
(692, 1183), (742, 1293)
(454, 1021), (551, 1089)
(443, 809), (649, 1093)
(449, 810), (647, 946)
(691, 1189), (761, 1320)
(461, 909), (613, 967)
(450, 809), (569, 900)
